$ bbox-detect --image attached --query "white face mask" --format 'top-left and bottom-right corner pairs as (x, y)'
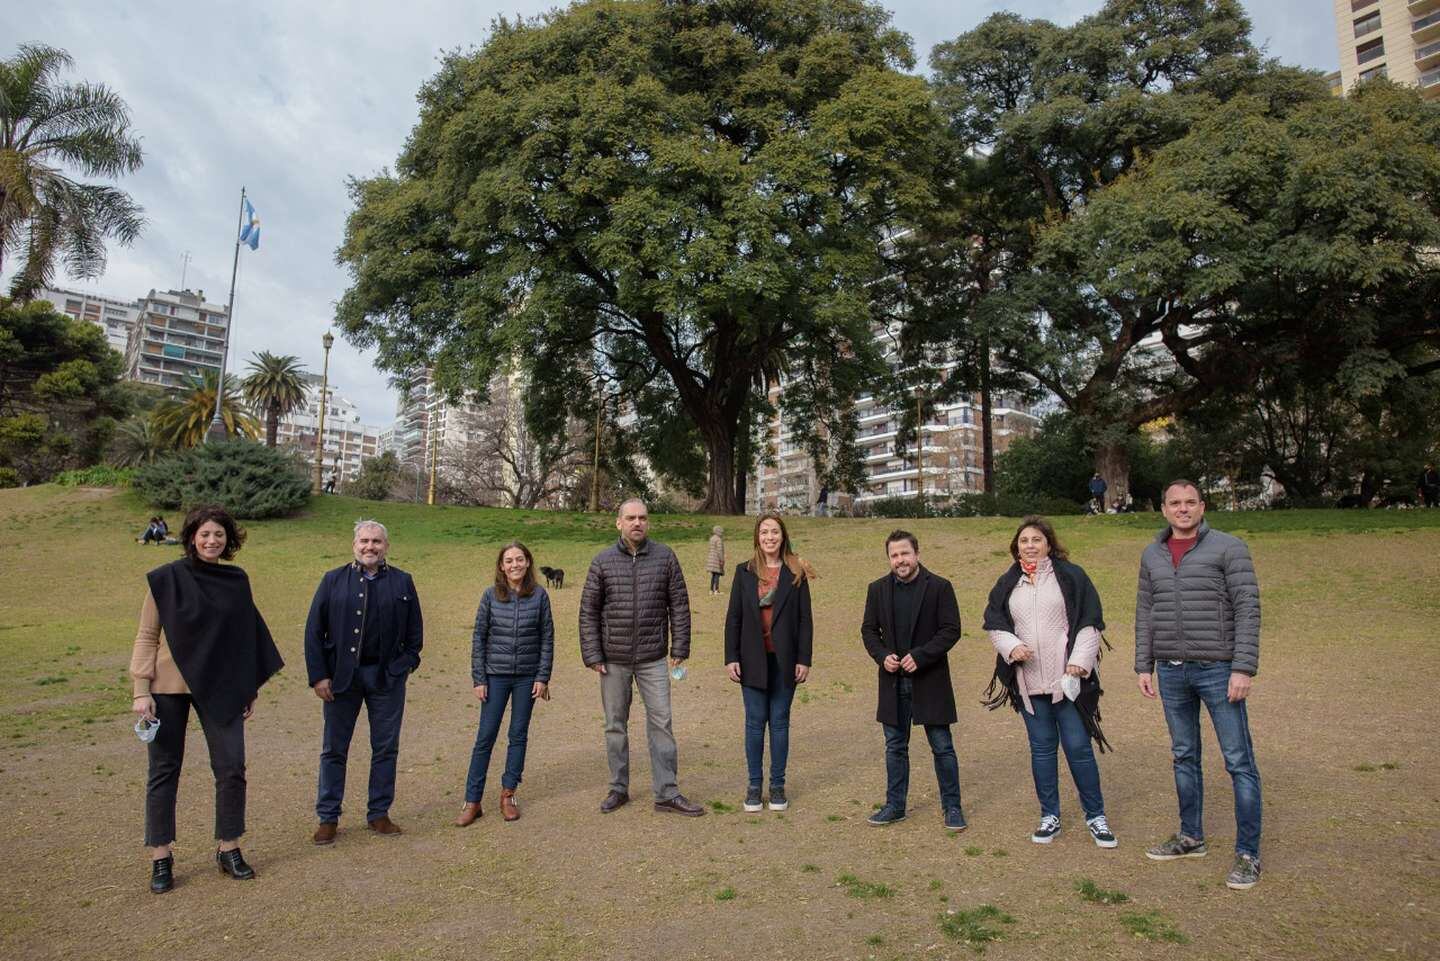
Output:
(1060, 674), (1082, 702)
(135, 716), (161, 743)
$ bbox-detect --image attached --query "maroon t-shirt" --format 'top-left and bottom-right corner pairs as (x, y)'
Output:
(1168, 535), (1197, 569)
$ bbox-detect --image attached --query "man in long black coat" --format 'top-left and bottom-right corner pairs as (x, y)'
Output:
(860, 530), (966, 830)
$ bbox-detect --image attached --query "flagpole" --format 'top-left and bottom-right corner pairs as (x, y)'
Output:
(206, 186), (247, 444)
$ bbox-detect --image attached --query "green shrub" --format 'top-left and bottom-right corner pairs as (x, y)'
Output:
(0, 467), (19, 489)
(133, 440), (310, 519)
(53, 465), (134, 488)
(862, 493), (1084, 519)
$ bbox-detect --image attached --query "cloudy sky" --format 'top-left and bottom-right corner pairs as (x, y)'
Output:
(6, 0), (1339, 426)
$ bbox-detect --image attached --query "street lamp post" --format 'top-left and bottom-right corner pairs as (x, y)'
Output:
(312, 331), (333, 493)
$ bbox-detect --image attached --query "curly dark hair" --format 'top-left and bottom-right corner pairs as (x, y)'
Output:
(1008, 515), (1069, 563)
(180, 505), (245, 562)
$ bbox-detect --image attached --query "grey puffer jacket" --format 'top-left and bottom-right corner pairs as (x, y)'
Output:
(579, 538), (691, 666)
(1135, 521), (1260, 676)
(472, 585), (554, 683)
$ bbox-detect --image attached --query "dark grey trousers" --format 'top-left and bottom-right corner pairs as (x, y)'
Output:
(144, 694), (246, 846)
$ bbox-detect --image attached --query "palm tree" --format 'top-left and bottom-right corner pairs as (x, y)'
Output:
(153, 372), (259, 448)
(0, 44), (145, 299)
(241, 351), (308, 447)
(109, 415), (168, 466)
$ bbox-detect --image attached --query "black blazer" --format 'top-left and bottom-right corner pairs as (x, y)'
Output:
(304, 563), (423, 694)
(860, 565), (961, 726)
(723, 562), (813, 690)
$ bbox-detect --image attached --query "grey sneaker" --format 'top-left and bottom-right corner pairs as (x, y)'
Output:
(1145, 833), (1208, 860)
(743, 786), (763, 813)
(1031, 814), (1061, 843)
(1086, 815), (1118, 848)
(1226, 853), (1261, 890)
(767, 786), (788, 811)
(866, 804), (906, 826)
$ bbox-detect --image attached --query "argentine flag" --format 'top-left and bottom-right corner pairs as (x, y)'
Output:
(239, 198), (261, 250)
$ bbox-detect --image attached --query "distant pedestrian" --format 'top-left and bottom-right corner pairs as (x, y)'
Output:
(1419, 463), (1439, 508)
(324, 473), (336, 494)
(704, 526), (725, 595)
(815, 486), (829, 517)
(1087, 474), (1107, 513)
(1136, 480), (1263, 890)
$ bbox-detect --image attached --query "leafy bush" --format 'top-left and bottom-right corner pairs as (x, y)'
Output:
(0, 466), (19, 488)
(350, 451), (404, 501)
(53, 465), (134, 487)
(863, 493), (1083, 519)
(133, 440), (310, 518)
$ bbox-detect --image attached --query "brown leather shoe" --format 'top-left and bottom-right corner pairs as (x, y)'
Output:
(312, 822), (337, 846)
(454, 802), (482, 827)
(500, 788), (519, 822)
(654, 793), (706, 817)
(367, 815), (403, 836)
(599, 790), (629, 814)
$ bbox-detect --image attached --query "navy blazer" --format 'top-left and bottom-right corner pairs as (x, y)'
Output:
(304, 562), (423, 694)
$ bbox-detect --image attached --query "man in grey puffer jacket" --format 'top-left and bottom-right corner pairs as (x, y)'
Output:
(1136, 480), (1262, 891)
(580, 498), (704, 817)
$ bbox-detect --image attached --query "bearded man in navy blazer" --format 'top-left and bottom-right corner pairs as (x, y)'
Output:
(304, 519), (423, 844)
(860, 530), (966, 831)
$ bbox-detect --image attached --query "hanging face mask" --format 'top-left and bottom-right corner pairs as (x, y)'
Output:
(135, 716), (161, 743)
(1060, 673), (1082, 702)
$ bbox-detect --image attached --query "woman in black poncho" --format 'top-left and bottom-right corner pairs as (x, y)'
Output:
(129, 505), (283, 893)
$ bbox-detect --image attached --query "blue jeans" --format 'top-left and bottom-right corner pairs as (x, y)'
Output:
(881, 676), (961, 812)
(1019, 695), (1105, 820)
(741, 652), (795, 789)
(465, 674), (538, 803)
(1157, 660), (1262, 857)
(317, 663), (407, 822)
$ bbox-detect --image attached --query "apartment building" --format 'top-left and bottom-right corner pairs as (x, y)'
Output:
(1333, 0), (1440, 96)
(123, 288), (230, 388)
(35, 286), (139, 355)
(274, 374), (381, 483)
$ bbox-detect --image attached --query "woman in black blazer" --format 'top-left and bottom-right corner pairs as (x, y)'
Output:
(724, 512), (814, 813)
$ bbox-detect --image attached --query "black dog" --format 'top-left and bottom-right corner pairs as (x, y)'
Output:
(540, 566), (565, 589)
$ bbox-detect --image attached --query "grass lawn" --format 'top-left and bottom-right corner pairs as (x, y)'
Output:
(2, 485), (1437, 961)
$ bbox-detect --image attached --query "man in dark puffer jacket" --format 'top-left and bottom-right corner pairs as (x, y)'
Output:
(1136, 480), (1262, 891)
(580, 498), (704, 817)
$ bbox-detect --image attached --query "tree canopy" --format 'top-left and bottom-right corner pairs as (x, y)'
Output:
(336, 0), (943, 512)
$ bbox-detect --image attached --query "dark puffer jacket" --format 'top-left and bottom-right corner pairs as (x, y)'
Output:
(579, 538), (691, 666)
(472, 585), (554, 683)
(1135, 521), (1260, 676)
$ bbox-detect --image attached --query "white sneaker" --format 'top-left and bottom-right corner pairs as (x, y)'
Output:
(1086, 815), (1118, 848)
(1031, 814), (1061, 843)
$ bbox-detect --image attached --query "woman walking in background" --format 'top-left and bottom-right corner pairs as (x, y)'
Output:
(130, 505), (284, 893)
(704, 526), (725, 595)
(982, 515), (1116, 848)
(724, 512), (814, 812)
(457, 542), (554, 826)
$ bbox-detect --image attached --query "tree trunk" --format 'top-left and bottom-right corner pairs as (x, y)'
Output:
(1094, 441), (1129, 510)
(699, 419), (741, 514)
(733, 395), (750, 513)
(266, 403), (279, 448)
(980, 334), (994, 494)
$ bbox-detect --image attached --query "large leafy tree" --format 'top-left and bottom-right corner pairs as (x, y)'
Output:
(336, 0), (941, 512)
(241, 351), (308, 447)
(0, 297), (130, 483)
(0, 44), (144, 299)
(153, 371), (259, 449)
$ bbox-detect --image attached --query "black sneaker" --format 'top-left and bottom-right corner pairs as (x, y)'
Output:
(944, 807), (967, 831)
(1031, 814), (1061, 844)
(866, 804), (906, 826)
(1086, 815), (1118, 848)
(1145, 833), (1208, 860)
(743, 785), (763, 813)
(1226, 853), (1261, 890)
(767, 786), (788, 812)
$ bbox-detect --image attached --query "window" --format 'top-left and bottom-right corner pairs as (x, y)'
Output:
(1356, 37), (1384, 65)
(1353, 11), (1381, 38)
(1359, 64), (1388, 82)
(1350, 0), (1375, 10)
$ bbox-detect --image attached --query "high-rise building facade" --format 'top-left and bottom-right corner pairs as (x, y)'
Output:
(274, 374), (381, 483)
(123, 289), (230, 388)
(35, 286), (138, 355)
(1332, 0), (1440, 96)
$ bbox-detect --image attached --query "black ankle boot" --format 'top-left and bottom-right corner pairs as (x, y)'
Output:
(150, 855), (174, 894)
(216, 847), (255, 880)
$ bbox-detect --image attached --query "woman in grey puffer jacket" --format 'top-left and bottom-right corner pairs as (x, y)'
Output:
(456, 542), (554, 826)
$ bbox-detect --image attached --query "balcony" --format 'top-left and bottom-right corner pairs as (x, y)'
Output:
(1416, 9), (1440, 42)
(1411, 0), (1440, 17)
(1422, 65), (1440, 97)
(1419, 37), (1440, 69)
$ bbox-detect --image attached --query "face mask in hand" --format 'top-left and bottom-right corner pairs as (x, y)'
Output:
(1060, 674), (1081, 702)
(135, 716), (161, 743)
